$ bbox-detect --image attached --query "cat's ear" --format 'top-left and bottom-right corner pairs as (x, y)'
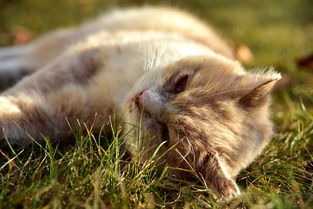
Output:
(239, 70), (281, 107)
(201, 152), (240, 199)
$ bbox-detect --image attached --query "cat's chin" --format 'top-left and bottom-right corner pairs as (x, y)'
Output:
(125, 109), (171, 164)
(141, 113), (170, 146)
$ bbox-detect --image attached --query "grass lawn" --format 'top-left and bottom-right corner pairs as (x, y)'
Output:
(0, 0), (313, 208)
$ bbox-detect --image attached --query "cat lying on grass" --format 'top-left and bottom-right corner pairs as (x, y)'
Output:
(0, 6), (280, 199)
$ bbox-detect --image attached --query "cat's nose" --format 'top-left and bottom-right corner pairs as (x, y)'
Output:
(134, 91), (144, 108)
(135, 89), (163, 114)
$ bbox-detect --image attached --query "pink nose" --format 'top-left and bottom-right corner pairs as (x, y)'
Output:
(135, 91), (144, 107)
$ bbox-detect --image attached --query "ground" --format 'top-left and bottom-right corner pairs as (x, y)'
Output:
(0, 0), (312, 208)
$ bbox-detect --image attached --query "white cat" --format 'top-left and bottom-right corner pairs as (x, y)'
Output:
(0, 7), (280, 198)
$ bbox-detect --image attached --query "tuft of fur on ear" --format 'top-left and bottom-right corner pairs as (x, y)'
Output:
(239, 69), (281, 107)
(199, 152), (240, 199)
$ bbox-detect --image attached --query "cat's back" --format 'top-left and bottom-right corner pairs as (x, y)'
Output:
(78, 7), (234, 59)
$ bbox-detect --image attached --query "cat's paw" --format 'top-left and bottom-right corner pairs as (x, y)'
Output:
(212, 177), (240, 201)
(0, 69), (24, 85)
(0, 46), (34, 84)
(0, 60), (32, 85)
(0, 45), (29, 60)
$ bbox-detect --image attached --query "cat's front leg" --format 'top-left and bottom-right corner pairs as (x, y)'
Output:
(0, 93), (70, 147)
(0, 45), (30, 60)
(0, 45), (113, 148)
(0, 84), (108, 148)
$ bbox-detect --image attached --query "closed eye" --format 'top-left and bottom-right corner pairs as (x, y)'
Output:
(174, 75), (189, 94)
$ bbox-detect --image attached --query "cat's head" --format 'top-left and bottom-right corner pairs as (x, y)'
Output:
(124, 55), (280, 198)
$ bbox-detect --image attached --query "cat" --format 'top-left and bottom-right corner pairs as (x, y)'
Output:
(0, 7), (280, 198)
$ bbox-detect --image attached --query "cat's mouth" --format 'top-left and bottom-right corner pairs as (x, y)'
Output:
(158, 120), (169, 142)
(132, 93), (169, 142)
(143, 112), (170, 143)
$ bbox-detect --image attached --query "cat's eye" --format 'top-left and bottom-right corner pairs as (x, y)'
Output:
(174, 75), (189, 94)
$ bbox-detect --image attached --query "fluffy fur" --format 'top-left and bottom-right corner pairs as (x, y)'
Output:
(0, 7), (280, 198)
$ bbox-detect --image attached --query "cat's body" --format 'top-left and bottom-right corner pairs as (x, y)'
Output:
(0, 7), (280, 198)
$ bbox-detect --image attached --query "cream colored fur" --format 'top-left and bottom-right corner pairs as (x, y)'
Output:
(0, 7), (280, 199)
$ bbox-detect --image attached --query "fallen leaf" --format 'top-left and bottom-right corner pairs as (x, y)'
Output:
(296, 53), (313, 71)
(11, 26), (34, 45)
(234, 43), (253, 64)
(273, 75), (292, 91)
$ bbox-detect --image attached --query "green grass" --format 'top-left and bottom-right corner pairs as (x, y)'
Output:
(0, 0), (313, 208)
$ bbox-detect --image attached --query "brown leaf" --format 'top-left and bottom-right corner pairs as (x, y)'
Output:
(297, 53), (313, 71)
(234, 43), (253, 64)
(273, 75), (292, 91)
(79, 0), (96, 12)
(11, 26), (34, 45)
